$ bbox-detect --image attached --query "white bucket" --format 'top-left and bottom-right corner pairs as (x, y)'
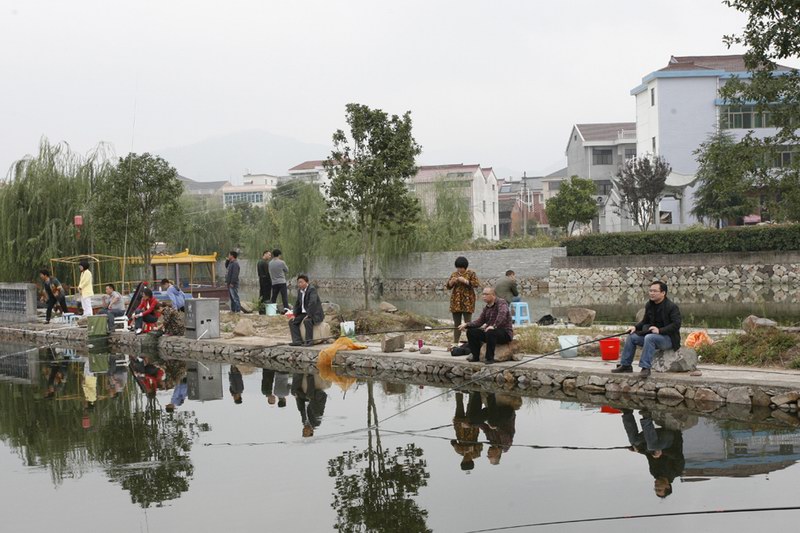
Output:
(265, 303), (277, 316)
(558, 335), (579, 358)
(340, 321), (356, 339)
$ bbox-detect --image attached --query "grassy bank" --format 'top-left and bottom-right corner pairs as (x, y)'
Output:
(697, 328), (800, 368)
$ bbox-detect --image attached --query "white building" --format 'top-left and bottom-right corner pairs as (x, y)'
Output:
(221, 173), (282, 208)
(411, 164), (500, 241)
(287, 160), (330, 192)
(630, 54), (794, 227)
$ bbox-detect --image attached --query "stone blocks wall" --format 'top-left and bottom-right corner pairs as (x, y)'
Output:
(0, 283), (38, 323)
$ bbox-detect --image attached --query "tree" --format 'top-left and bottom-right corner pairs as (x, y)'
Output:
(544, 176), (597, 234)
(325, 103), (422, 309)
(91, 153), (184, 275)
(692, 131), (759, 227)
(614, 156), (671, 231)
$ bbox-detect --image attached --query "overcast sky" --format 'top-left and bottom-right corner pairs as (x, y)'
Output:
(2, 0), (799, 180)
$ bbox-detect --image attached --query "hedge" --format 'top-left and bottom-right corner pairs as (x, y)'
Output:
(562, 224), (800, 256)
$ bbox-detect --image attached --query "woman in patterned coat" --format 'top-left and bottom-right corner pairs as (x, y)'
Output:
(446, 256), (480, 345)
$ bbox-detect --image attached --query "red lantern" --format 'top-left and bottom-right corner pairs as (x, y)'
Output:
(74, 215), (83, 227)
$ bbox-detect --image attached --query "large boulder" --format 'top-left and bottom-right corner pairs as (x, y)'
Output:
(577, 335), (601, 356)
(742, 315), (778, 332)
(567, 307), (596, 327)
(379, 301), (398, 313)
(301, 321), (333, 344)
(240, 301), (254, 314)
(652, 347), (698, 373)
(479, 339), (522, 362)
(233, 318), (256, 337)
(381, 333), (406, 353)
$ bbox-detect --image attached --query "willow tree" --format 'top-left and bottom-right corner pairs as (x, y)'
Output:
(0, 139), (112, 283)
(325, 104), (422, 309)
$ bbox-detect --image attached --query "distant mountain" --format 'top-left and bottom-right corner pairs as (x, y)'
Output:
(155, 130), (331, 182)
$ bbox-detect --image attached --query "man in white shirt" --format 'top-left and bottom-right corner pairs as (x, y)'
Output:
(288, 274), (324, 346)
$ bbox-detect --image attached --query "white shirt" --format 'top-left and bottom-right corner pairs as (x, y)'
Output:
(300, 289), (306, 313)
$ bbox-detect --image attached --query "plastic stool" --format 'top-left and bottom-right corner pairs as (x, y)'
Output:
(510, 302), (531, 326)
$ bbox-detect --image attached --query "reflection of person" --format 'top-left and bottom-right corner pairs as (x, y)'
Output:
(229, 365), (244, 404)
(39, 269), (68, 324)
(476, 394), (516, 465)
(451, 392), (483, 471)
(226, 251), (241, 313)
(107, 355), (128, 398)
(288, 274), (324, 346)
(494, 270), (520, 304)
(98, 283), (126, 331)
(613, 281), (682, 378)
(257, 250), (272, 314)
(269, 249), (290, 314)
(78, 260), (94, 316)
(621, 409), (685, 498)
(132, 356), (165, 399)
(459, 288), (513, 365)
(446, 256), (480, 345)
(261, 369), (290, 407)
(166, 377), (188, 412)
(291, 373), (328, 437)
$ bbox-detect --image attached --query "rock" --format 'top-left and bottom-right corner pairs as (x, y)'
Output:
(379, 301), (398, 313)
(652, 347), (698, 373)
(233, 319), (256, 336)
(479, 339), (522, 362)
(657, 387), (684, 400)
(770, 409), (800, 427)
(752, 389), (772, 407)
(770, 391), (800, 406)
(694, 387), (724, 403)
(240, 301), (254, 313)
(726, 387), (752, 406)
(742, 315), (778, 332)
(408, 346), (418, 353)
(301, 321), (332, 344)
(689, 370), (702, 377)
(321, 302), (341, 315)
(567, 307), (596, 327)
(77, 317), (88, 327)
(577, 335), (600, 357)
(635, 308), (646, 323)
(588, 375), (608, 387)
(381, 333), (406, 353)
(419, 346), (432, 355)
(562, 378), (576, 392)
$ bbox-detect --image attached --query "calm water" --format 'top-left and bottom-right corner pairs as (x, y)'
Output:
(2, 343), (800, 532)
(241, 284), (800, 328)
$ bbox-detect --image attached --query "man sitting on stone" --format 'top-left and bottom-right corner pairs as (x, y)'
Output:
(288, 274), (324, 346)
(494, 269), (521, 304)
(613, 280), (682, 378)
(458, 287), (513, 365)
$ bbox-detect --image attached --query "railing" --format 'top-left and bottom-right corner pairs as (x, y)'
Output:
(617, 129), (636, 140)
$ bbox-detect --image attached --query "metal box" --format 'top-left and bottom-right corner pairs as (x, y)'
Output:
(186, 361), (223, 401)
(185, 298), (220, 339)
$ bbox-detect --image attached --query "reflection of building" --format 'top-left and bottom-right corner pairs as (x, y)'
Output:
(221, 173), (282, 208)
(683, 418), (800, 477)
(186, 361), (223, 401)
(0, 344), (39, 384)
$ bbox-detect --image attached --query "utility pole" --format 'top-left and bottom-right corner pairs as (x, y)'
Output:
(519, 172), (533, 237)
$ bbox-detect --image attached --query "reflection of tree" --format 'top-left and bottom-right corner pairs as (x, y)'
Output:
(327, 381), (431, 533)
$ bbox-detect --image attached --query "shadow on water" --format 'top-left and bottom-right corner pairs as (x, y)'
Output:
(2, 342), (800, 530)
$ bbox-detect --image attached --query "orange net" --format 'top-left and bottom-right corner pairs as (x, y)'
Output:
(685, 330), (714, 348)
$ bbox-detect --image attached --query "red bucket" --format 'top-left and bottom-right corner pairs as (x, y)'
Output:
(600, 405), (621, 414)
(599, 337), (620, 360)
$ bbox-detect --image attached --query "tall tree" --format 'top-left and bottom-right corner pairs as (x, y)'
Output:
(325, 103), (422, 309)
(91, 153), (184, 277)
(544, 176), (597, 235)
(692, 131), (759, 227)
(614, 156), (671, 231)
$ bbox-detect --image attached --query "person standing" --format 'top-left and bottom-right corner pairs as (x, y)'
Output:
(98, 284), (126, 332)
(257, 250), (272, 314)
(446, 256), (480, 345)
(269, 249), (290, 313)
(612, 281), (682, 378)
(494, 270), (521, 304)
(39, 269), (68, 324)
(77, 260), (94, 316)
(288, 274), (324, 346)
(160, 278), (185, 312)
(458, 287), (514, 365)
(226, 251), (241, 313)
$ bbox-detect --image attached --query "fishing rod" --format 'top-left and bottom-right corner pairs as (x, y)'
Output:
(463, 505), (800, 532)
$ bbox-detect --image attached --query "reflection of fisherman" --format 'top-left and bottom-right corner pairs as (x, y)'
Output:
(477, 393), (516, 465)
(451, 392), (483, 471)
(107, 355), (128, 398)
(262, 369), (290, 408)
(166, 376), (188, 412)
(45, 361), (69, 399)
(131, 356), (165, 399)
(291, 373), (328, 437)
(229, 365), (244, 405)
(621, 409), (685, 498)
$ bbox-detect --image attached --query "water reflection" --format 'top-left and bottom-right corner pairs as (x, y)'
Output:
(621, 408), (685, 498)
(292, 372), (329, 437)
(261, 368), (290, 407)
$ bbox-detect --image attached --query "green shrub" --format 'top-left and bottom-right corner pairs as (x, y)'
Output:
(697, 329), (800, 367)
(562, 224), (800, 256)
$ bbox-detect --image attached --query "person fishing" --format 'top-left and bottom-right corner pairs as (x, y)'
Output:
(39, 269), (68, 324)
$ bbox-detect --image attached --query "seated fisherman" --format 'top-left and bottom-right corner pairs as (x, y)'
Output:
(131, 287), (160, 335)
(458, 287), (514, 365)
(98, 283), (126, 332)
(288, 274), (324, 346)
(160, 278), (186, 312)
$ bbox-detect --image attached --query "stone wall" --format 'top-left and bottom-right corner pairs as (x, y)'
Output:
(550, 251), (800, 288)
(0, 283), (38, 323)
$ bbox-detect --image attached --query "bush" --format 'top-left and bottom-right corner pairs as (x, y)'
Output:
(562, 224), (800, 256)
(696, 329), (800, 367)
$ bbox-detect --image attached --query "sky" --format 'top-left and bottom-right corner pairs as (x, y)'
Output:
(2, 0), (799, 181)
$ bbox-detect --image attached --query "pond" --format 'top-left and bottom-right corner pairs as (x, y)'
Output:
(2, 342), (800, 532)
(240, 284), (800, 329)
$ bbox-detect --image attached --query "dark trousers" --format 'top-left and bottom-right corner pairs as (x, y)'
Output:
(99, 308), (125, 331)
(134, 313), (158, 330)
(452, 312), (472, 344)
(46, 296), (68, 321)
(271, 283), (289, 312)
(289, 313), (314, 344)
(467, 327), (512, 361)
(258, 277), (271, 314)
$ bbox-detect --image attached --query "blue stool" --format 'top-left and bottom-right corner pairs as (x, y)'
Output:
(510, 302), (531, 326)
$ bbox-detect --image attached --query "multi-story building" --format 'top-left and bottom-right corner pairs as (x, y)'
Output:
(178, 175), (229, 198)
(539, 166), (568, 205)
(287, 160), (330, 191)
(411, 164), (500, 241)
(498, 176), (546, 237)
(221, 173), (282, 208)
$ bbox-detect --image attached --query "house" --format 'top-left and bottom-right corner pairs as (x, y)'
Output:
(498, 176), (547, 237)
(178, 175), (229, 198)
(540, 166), (568, 206)
(630, 54), (795, 227)
(221, 173), (282, 208)
(411, 164), (500, 241)
(287, 160), (329, 191)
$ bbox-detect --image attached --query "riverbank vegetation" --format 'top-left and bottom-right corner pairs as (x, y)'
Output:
(697, 328), (800, 369)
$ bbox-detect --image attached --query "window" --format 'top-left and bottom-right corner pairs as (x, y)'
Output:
(492, 202), (495, 214)
(549, 181), (561, 192)
(223, 191), (264, 206)
(720, 105), (774, 129)
(499, 185), (511, 193)
(652, 136), (657, 153)
(483, 224), (487, 237)
(773, 148), (796, 168)
(596, 181), (612, 196)
(492, 184), (495, 191)
(650, 88), (655, 107)
(482, 200), (486, 212)
(624, 148), (637, 160)
(592, 148), (613, 165)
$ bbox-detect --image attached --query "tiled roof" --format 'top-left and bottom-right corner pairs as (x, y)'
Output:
(544, 167), (568, 179)
(575, 123), (636, 142)
(481, 167), (494, 179)
(660, 54), (794, 73)
(178, 175), (229, 191)
(288, 160), (326, 171)
(413, 163), (481, 183)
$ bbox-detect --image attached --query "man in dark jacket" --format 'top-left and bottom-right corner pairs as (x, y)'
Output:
(458, 287), (514, 365)
(613, 280), (682, 378)
(256, 250), (272, 314)
(226, 250), (241, 313)
(288, 274), (324, 346)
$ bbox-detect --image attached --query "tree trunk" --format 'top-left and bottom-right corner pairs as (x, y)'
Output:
(361, 225), (370, 310)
